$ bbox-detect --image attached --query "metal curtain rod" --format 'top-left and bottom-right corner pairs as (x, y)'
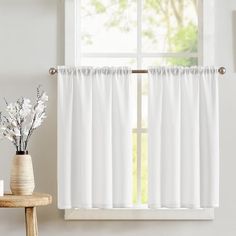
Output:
(48, 67), (226, 75)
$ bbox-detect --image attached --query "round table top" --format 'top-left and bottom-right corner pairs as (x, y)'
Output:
(0, 193), (52, 208)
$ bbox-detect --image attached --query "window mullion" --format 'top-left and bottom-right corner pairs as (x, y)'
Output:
(137, 0), (142, 60)
(65, 0), (77, 65)
(82, 52), (198, 58)
(82, 53), (137, 58)
(75, 0), (81, 65)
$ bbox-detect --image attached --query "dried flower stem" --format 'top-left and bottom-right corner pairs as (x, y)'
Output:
(0, 87), (48, 152)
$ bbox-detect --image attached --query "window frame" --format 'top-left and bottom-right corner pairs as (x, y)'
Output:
(62, 0), (216, 220)
(65, 208), (214, 220)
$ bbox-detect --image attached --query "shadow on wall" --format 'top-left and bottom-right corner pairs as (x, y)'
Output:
(232, 11), (236, 72)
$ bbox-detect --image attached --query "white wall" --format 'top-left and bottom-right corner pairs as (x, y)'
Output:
(0, 0), (236, 235)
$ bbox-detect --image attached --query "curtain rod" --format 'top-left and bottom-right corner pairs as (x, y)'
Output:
(48, 67), (226, 75)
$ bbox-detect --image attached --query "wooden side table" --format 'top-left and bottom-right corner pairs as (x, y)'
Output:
(0, 193), (52, 236)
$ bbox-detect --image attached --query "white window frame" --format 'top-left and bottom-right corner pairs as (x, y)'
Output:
(62, 0), (216, 220)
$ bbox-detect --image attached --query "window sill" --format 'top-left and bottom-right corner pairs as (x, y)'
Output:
(65, 208), (214, 220)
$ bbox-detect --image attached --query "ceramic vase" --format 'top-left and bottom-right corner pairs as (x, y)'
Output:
(10, 151), (35, 195)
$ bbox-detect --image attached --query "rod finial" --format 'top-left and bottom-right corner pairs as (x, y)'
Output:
(49, 67), (57, 75)
(218, 67), (226, 75)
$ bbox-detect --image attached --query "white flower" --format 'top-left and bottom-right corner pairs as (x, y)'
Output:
(10, 120), (17, 127)
(6, 103), (15, 112)
(2, 129), (14, 142)
(33, 119), (42, 129)
(6, 103), (17, 117)
(23, 98), (31, 106)
(20, 98), (32, 118)
(32, 111), (46, 129)
(40, 93), (48, 103)
(35, 103), (45, 113)
(23, 125), (30, 136)
(12, 128), (21, 136)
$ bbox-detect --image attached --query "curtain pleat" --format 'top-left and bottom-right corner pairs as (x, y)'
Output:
(148, 71), (162, 208)
(57, 67), (133, 209)
(180, 72), (200, 208)
(92, 69), (113, 208)
(71, 69), (92, 208)
(200, 72), (219, 207)
(112, 70), (132, 208)
(148, 67), (219, 208)
(58, 70), (74, 209)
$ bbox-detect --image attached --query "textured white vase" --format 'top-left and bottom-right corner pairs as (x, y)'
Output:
(10, 153), (35, 195)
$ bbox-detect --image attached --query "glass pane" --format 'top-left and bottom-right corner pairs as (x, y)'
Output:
(80, 0), (137, 53)
(141, 133), (148, 204)
(81, 57), (136, 67)
(142, 57), (198, 67)
(142, 0), (198, 53)
(132, 133), (137, 204)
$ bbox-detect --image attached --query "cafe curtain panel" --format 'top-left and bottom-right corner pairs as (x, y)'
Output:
(57, 67), (133, 209)
(148, 67), (219, 209)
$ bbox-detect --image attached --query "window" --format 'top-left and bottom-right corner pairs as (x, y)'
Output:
(64, 0), (215, 220)
(78, 0), (198, 65)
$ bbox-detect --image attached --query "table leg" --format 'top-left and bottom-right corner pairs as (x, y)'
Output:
(25, 207), (38, 236)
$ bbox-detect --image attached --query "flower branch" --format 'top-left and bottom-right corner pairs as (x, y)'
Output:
(0, 87), (48, 152)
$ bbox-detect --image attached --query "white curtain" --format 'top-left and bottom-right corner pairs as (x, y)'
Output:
(58, 67), (133, 209)
(148, 67), (219, 209)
